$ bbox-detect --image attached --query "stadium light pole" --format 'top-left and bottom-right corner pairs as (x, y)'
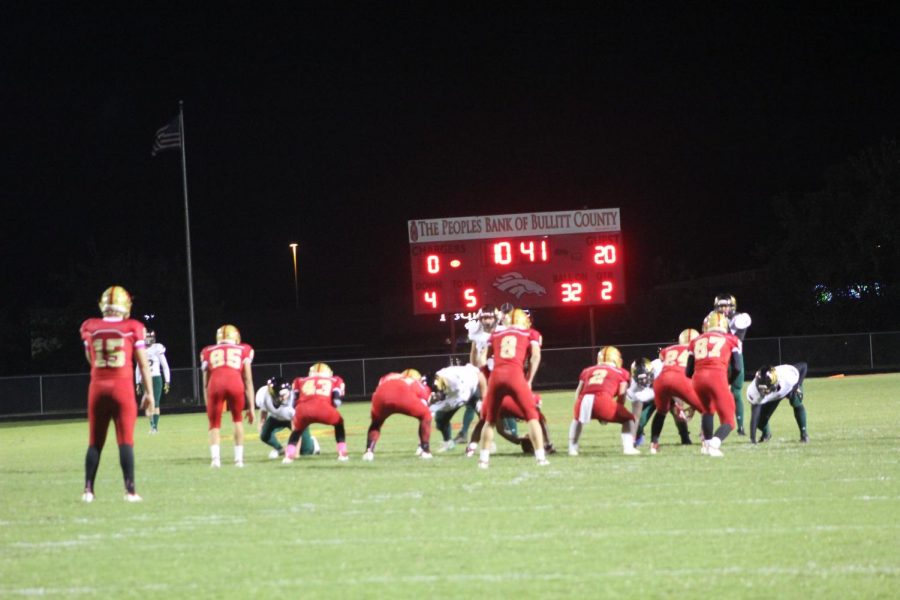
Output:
(289, 243), (299, 309)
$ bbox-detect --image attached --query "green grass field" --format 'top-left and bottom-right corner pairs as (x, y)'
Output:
(1, 374), (899, 598)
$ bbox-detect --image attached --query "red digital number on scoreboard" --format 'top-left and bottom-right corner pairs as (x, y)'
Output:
(409, 210), (625, 314)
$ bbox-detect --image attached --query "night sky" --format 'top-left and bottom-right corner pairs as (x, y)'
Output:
(2, 4), (900, 362)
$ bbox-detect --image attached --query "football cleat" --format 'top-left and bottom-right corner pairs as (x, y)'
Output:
(438, 440), (455, 453)
(536, 458), (550, 466)
(800, 432), (809, 443)
(420, 452), (433, 460)
(124, 493), (143, 502)
(678, 328), (700, 345)
(759, 431), (772, 443)
(597, 346), (622, 368)
(700, 441), (709, 455)
(362, 450), (375, 461)
(282, 456), (294, 464)
(737, 426), (746, 436)
(82, 491), (95, 503)
(234, 460), (244, 468)
(650, 442), (659, 455)
(337, 452), (349, 462)
(268, 449), (281, 460)
(465, 443), (477, 458)
(453, 432), (467, 444)
(216, 324), (241, 344)
(308, 362), (333, 377)
(477, 460), (489, 469)
(634, 434), (645, 447)
(707, 447), (724, 458)
(210, 458), (221, 468)
(415, 445), (424, 456)
(623, 447), (641, 455)
(99, 286), (132, 317)
(568, 445), (579, 456)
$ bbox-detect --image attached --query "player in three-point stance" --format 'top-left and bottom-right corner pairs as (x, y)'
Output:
(254, 376), (316, 459)
(363, 369), (433, 461)
(747, 363), (809, 444)
(569, 346), (640, 456)
(80, 285), (155, 502)
(201, 325), (255, 468)
(714, 294), (751, 435)
(284, 363), (348, 462)
(478, 308), (548, 468)
(649, 329), (706, 454)
(686, 312), (743, 457)
(429, 362), (486, 452)
(135, 329), (169, 433)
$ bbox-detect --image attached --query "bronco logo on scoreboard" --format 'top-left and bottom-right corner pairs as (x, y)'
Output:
(407, 209), (625, 314)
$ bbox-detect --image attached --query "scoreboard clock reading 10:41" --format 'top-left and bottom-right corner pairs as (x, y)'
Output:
(408, 208), (625, 315)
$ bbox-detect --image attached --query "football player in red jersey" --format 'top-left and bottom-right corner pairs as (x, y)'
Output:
(568, 346), (640, 456)
(284, 362), (349, 462)
(649, 328), (706, 454)
(686, 312), (743, 457)
(201, 325), (255, 468)
(363, 369), (433, 461)
(79, 286), (155, 503)
(478, 308), (547, 468)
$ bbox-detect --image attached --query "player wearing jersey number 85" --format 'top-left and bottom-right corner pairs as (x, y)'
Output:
(201, 325), (255, 468)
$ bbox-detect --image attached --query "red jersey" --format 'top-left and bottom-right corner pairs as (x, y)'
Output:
(292, 375), (345, 404)
(658, 343), (691, 375)
(200, 342), (254, 384)
(577, 364), (630, 399)
(376, 372), (431, 402)
(688, 332), (741, 373)
(80, 317), (147, 380)
(489, 326), (541, 370)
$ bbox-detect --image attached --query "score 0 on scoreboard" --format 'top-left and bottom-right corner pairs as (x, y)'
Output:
(408, 208), (625, 314)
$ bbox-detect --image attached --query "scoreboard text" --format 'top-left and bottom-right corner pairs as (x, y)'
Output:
(408, 209), (625, 314)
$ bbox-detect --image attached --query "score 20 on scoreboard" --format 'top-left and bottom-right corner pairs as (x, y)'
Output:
(408, 208), (624, 315)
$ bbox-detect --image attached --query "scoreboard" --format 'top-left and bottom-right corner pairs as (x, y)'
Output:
(408, 208), (624, 314)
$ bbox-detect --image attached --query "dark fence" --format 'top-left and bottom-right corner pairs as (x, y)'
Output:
(2, 331), (898, 419)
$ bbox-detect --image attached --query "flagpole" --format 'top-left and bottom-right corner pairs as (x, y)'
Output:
(178, 100), (201, 405)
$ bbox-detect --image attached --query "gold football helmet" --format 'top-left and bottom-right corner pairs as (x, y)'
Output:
(216, 324), (241, 344)
(309, 362), (333, 377)
(702, 311), (729, 333)
(99, 286), (132, 317)
(509, 308), (532, 329)
(714, 294), (737, 318)
(402, 368), (422, 381)
(597, 346), (623, 368)
(678, 328), (700, 345)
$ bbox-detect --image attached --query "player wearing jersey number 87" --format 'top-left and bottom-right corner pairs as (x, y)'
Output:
(201, 325), (256, 468)
(686, 313), (743, 457)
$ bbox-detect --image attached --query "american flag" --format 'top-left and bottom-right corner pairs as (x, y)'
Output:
(151, 118), (181, 156)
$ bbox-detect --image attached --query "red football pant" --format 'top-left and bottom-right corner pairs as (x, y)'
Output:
(206, 376), (246, 429)
(483, 366), (538, 425)
(87, 378), (137, 447)
(292, 401), (343, 432)
(653, 371), (705, 414)
(691, 369), (736, 428)
(573, 393), (634, 424)
(368, 389), (432, 447)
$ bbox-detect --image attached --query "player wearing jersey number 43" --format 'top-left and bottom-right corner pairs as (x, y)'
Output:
(201, 325), (255, 468)
(80, 286), (154, 503)
(284, 363), (349, 462)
